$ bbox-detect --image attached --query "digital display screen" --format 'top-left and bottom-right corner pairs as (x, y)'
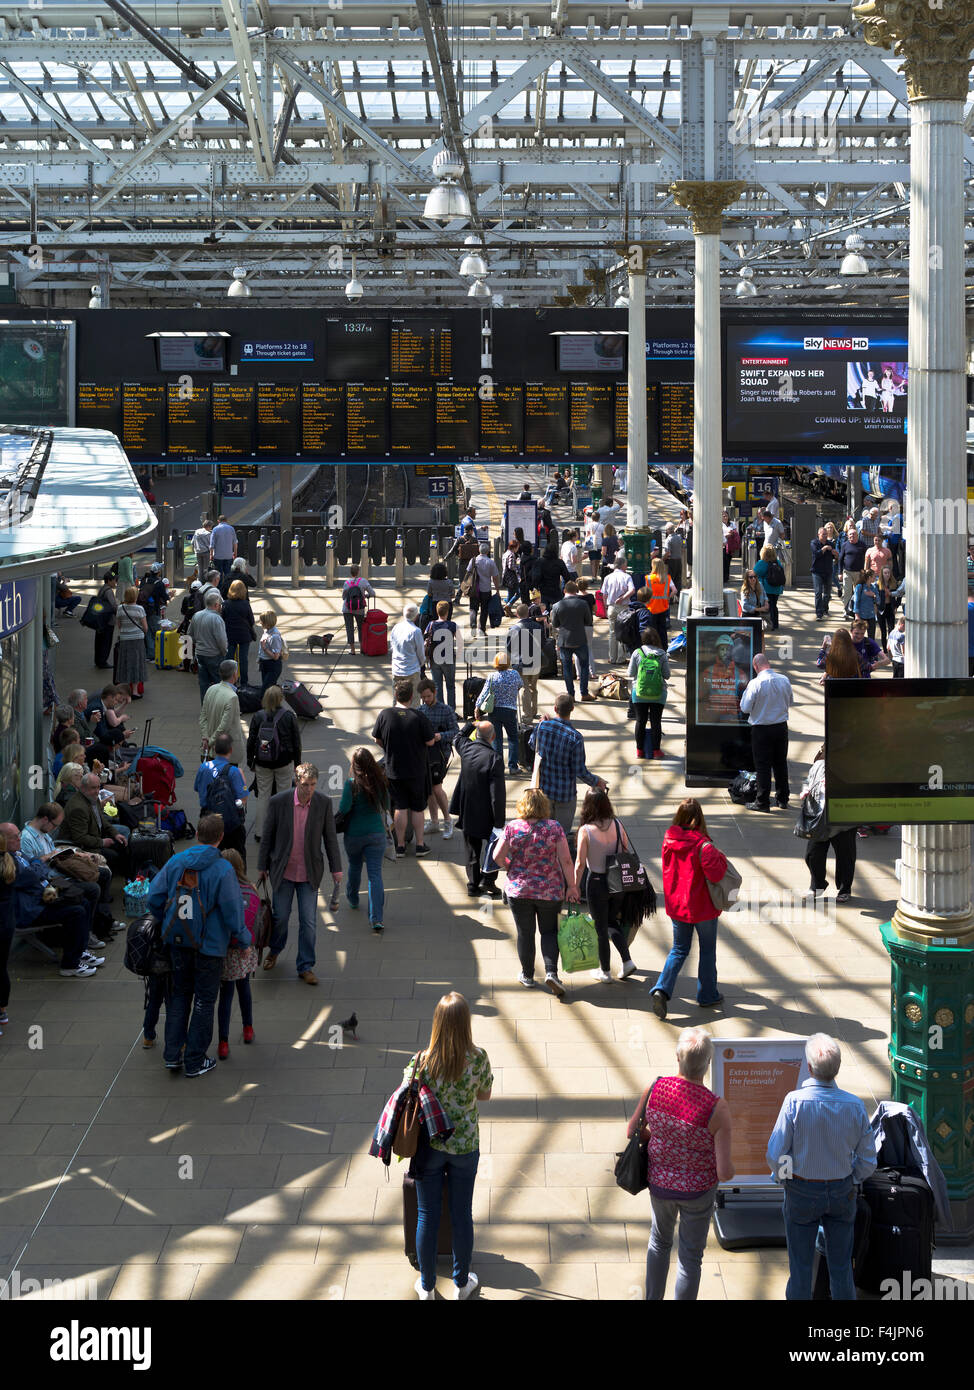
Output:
(301, 383), (344, 456)
(156, 335), (226, 373)
(211, 382), (255, 457)
(257, 382), (300, 456)
(614, 382), (660, 457)
(825, 680), (974, 823)
(390, 318), (453, 378)
(479, 385), (523, 457)
(659, 381), (694, 457)
(391, 382), (434, 455)
(435, 383), (478, 456)
(121, 383), (165, 457)
(556, 334), (626, 372)
(684, 617), (764, 785)
(346, 382), (388, 455)
(166, 381), (210, 458)
(0, 321), (73, 426)
(524, 382), (569, 456)
(77, 382), (121, 435)
(325, 318), (389, 380)
(569, 381), (614, 456)
(725, 324), (909, 450)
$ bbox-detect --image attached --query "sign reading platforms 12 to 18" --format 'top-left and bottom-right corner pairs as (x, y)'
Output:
(240, 341), (314, 363)
(710, 1038), (809, 1184)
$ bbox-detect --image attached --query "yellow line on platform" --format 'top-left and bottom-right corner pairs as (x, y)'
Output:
(473, 464), (504, 530)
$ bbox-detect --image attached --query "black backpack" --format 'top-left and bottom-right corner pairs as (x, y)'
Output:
(765, 559), (786, 588)
(201, 762), (242, 831)
(615, 607), (643, 655)
(124, 915), (170, 978)
(256, 709), (285, 763)
(345, 580), (367, 613)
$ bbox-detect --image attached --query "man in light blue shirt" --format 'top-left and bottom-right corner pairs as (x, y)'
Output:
(739, 654), (793, 812)
(767, 1033), (877, 1301)
(209, 515), (238, 578)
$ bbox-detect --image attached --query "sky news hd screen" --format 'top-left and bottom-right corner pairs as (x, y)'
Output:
(725, 324), (909, 451)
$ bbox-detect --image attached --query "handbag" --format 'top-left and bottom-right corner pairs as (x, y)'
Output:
(605, 819), (651, 896)
(459, 572), (474, 598)
(54, 852), (99, 883)
(615, 1084), (652, 1195)
(698, 842), (743, 912)
(557, 908), (600, 973)
(392, 1056), (424, 1159)
(477, 677), (496, 716)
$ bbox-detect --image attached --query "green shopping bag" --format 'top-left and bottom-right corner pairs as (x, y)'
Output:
(557, 908), (600, 974)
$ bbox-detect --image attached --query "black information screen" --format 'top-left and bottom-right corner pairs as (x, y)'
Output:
(77, 382), (121, 435)
(301, 383), (344, 456)
(166, 382), (210, 459)
(390, 318), (453, 378)
(257, 382), (300, 456)
(435, 383), (478, 456)
(390, 383), (434, 455)
(614, 382), (660, 456)
(211, 382), (255, 457)
(569, 381), (614, 456)
(659, 382), (694, 457)
(524, 382), (569, 456)
(346, 382), (389, 455)
(325, 318), (389, 381)
(480, 385), (524, 457)
(121, 383), (166, 457)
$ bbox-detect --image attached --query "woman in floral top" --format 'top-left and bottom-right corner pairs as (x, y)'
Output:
(493, 786), (579, 999)
(405, 992), (493, 1300)
(476, 652), (524, 774)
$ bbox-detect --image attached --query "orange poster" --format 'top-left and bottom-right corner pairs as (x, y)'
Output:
(711, 1040), (808, 1184)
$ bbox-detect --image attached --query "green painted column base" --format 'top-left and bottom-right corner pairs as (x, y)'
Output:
(880, 919), (974, 1239)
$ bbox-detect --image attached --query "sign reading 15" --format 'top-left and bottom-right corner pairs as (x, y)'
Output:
(428, 476), (450, 497)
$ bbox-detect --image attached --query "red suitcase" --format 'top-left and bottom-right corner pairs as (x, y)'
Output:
(595, 589), (607, 619)
(281, 679), (323, 720)
(361, 607), (389, 657)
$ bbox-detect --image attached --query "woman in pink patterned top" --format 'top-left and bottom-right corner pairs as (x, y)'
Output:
(493, 786), (579, 1000)
(626, 1028), (735, 1300)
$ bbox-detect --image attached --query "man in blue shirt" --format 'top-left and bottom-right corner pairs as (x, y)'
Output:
(810, 528), (838, 621)
(209, 514), (238, 579)
(767, 1033), (877, 1301)
(194, 732), (249, 863)
(740, 654), (794, 812)
(528, 692), (605, 841)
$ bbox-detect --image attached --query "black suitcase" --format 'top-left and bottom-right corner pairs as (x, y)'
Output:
(237, 684), (263, 714)
(403, 1173), (452, 1270)
(282, 679), (323, 720)
(462, 664), (485, 720)
(811, 1195), (872, 1298)
(128, 828), (174, 874)
(857, 1166), (935, 1295)
(539, 637), (558, 679)
(518, 722), (536, 770)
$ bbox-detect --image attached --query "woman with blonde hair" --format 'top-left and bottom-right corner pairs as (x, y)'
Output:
(246, 684), (302, 831)
(493, 785), (579, 998)
(114, 583), (148, 698)
(405, 991), (493, 1300)
(0, 829), (17, 1031)
(475, 650), (524, 774)
(753, 545), (784, 631)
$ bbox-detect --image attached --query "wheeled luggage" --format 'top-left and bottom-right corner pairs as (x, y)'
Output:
(462, 662), (485, 720)
(154, 628), (182, 670)
(857, 1167), (935, 1295)
(403, 1173), (452, 1269)
(128, 827), (174, 874)
(282, 679), (323, 720)
(361, 607), (389, 657)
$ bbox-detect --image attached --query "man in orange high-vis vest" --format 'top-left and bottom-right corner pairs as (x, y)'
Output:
(647, 561), (676, 649)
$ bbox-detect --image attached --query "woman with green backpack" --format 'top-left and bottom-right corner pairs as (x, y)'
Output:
(627, 639), (671, 760)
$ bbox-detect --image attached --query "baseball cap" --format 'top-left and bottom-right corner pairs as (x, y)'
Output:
(150, 562), (163, 573)
(715, 635), (733, 648)
(191, 580), (202, 591)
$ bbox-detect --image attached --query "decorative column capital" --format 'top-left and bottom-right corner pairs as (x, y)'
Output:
(852, 0), (974, 102)
(668, 180), (746, 235)
(612, 240), (664, 274)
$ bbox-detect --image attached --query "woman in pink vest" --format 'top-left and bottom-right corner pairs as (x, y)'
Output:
(626, 1027), (735, 1299)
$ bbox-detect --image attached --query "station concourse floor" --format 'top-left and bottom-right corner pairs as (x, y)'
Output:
(3, 468), (972, 1302)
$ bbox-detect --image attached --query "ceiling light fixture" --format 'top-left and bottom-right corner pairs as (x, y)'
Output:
(839, 232), (869, 276)
(227, 265), (251, 298)
(345, 253), (364, 301)
(423, 148), (472, 223)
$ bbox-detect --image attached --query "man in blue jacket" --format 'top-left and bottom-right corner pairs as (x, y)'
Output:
(147, 813), (249, 1077)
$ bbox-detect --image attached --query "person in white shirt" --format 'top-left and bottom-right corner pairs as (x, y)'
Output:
(761, 511), (786, 555)
(739, 654), (794, 812)
(389, 605), (427, 708)
(860, 368), (880, 412)
(765, 494), (780, 520)
(597, 501), (622, 528)
(583, 513), (605, 579)
(600, 559), (636, 664)
(560, 530), (581, 579)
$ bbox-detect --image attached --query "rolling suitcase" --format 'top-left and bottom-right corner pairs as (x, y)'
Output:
(857, 1166), (935, 1295)
(154, 627), (182, 670)
(539, 636), (558, 679)
(237, 684), (263, 714)
(128, 827), (174, 875)
(282, 679), (323, 720)
(403, 1173), (452, 1270)
(518, 722), (536, 770)
(462, 662), (485, 720)
(361, 607), (389, 657)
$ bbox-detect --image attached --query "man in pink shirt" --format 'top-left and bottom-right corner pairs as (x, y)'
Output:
(865, 536), (892, 578)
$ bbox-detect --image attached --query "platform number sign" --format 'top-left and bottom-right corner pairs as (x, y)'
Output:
(428, 475), (451, 499)
(223, 479), (247, 498)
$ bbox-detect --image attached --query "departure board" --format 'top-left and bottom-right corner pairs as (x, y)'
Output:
(325, 318), (389, 381)
(77, 382), (121, 436)
(211, 382), (255, 457)
(524, 382), (569, 456)
(167, 382), (210, 459)
(614, 382), (660, 456)
(389, 317), (453, 378)
(121, 383), (165, 457)
(479, 384), (523, 457)
(390, 382), (434, 455)
(346, 382), (389, 455)
(569, 381), (614, 456)
(301, 383), (344, 456)
(257, 382), (300, 455)
(659, 381), (694, 457)
(435, 383), (478, 456)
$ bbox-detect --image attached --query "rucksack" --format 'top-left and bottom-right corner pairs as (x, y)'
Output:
(634, 647), (664, 701)
(161, 867), (208, 950)
(80, 595), (111, 631)
(256, 709), (285, 763)
(766, 559), (785, 588)
(200, 762), (242, 831)
(615, 607), (643, 655)
(123, 914), (170, 978)
(138, 575), (160, 612)
(345, 580), (366, 614)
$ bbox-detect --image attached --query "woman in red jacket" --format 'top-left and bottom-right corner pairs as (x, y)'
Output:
(650, 799), (728, 1019)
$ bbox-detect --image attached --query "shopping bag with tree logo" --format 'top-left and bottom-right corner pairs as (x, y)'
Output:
(557, 908), (600, 974)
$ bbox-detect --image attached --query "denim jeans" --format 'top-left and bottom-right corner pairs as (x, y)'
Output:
(653, 918), (720, 1005)
(811, 572), (830, 620)
(414, 1147), (480, 1292)
(344, 831), (386, 925)
(343, 612), (364, 647)
(218, 977), (253, 1039)
(646, 1186), (718, 1299)
(783, 1175), (857, 1301)
(164, 947), (223, 1071)
(259, 658), (283, 694)
(271, 878), (319, 974)
(214, 558), (232, 578)
(230, 641), (251, 686)
(432, 662), (456, 711)
(144, 611), (161, 660)
(560, 644), (589, 697)
(488, 705), (520, 770)
(197, 653), (222, 703)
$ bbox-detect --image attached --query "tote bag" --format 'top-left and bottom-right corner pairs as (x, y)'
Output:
(698, 843), (742, 912)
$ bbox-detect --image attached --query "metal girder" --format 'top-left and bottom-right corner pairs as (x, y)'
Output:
(554, 40), (683, 166)
(413, 54), (553, 168)
(0, 59), (121, 165)
(219, 0), (274, 178)
(414, 0), (481, 232)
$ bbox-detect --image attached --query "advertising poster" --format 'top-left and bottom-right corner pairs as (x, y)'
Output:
(711, 1038), (809, 1184)
(0, 320), (74, 425)
(685, 616), (763, 784)
(505, 500), (537, 545)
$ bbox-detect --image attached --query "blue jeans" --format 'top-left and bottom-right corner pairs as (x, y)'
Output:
(811, 573), (830, 620)
(488, 704), (520, 770)
(164, 947), (223, 1072)
(259, 658), (282, 694)
(783, 1175), (857, 1301)
(271, 878), (319, 974)
(218, 977), (253, 1039)
(414, 1147), (480, 1292)
(197, 653), (222, 703)
(231, 641), (250, 686)
(214, 558), (232, 578)
(144, 612), (161, 660)
(653, 918), (719, 1005)
(646, 1186), (718, 1300)
(560, 644), (589, 698)
(432, 662), (456, 711)
(344, 831), (386, 925)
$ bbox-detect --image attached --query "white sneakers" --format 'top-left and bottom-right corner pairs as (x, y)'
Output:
(60, 963), (97, 977)
(441, 818), (455, 840)
(620, 960), (638, 980)
(423, 818), (437, 834)
(415, 1277), (435, 1301)
(415, 1271), (480, 1300)
(591, 969), (611, 983)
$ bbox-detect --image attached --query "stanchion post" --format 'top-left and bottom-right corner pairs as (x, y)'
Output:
(359, 533), (370, 580)
(290, 533), (301, 589)
(325, 534), (336, 588)
(256, 534), (266, 590)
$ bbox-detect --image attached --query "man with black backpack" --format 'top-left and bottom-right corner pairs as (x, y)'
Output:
(137, 563), (169, 661)
(341, 564), (375, 652)
(194, 733), (249, 864)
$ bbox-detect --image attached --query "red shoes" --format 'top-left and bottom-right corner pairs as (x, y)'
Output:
(242, 1026), (255, 1044)
(218, 1040), (229, 1060)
